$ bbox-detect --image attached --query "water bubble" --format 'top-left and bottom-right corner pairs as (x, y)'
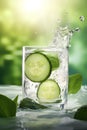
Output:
(66, 44), (71, 49)
(79, 16), (85, 22)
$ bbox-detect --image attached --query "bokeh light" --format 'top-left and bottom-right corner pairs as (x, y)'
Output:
(0, 0), (87, 85)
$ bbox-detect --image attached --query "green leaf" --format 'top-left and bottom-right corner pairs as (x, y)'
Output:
(68, 73), (82, 94)
(19, 98), (47, 109)
(47, 54), (60, 71)
(0, 94), (16, 118)
(74, 105), (87, 121)
(13, 95), (18, 107)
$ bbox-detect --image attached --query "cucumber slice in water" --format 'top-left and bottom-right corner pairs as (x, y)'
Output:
(25, 52), (51, 82)
(35, 50), (60, 71)
(37, 79), (60, 103)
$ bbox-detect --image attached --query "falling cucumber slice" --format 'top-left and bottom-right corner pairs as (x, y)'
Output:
(37, 79), (60, 103)
(25, 52), (51, 82)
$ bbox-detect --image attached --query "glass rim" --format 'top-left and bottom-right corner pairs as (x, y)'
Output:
(22, 45), (59, 49)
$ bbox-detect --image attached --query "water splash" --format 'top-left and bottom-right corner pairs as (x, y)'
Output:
(69, 27), (80, 36)
(50, 16), (85, 48)
(79, 16), (85, 22)
(51, 25), (71, 48)
(69, 16), (85, 35)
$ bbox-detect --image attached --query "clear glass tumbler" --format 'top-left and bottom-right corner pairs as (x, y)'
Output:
(22, 40), (69, 110)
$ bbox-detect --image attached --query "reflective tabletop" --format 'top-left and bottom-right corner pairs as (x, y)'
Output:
(0, 85), (87, 130)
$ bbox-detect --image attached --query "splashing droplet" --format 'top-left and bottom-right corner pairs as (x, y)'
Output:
(69, 44), (71, 48)
(50, 17), (81, 48)
(75, 27), (80, 32)
(79, 16), (85, 22)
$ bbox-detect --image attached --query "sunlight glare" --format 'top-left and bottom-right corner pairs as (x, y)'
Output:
(19, 0), (45, 14)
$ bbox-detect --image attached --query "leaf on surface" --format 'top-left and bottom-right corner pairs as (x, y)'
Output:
(0, 94), (16, 118)
(74, 105), (87, 121)
(13, 95), (18, 107)
(19, 98), (47, 109)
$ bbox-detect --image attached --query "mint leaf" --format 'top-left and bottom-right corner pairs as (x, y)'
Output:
(47, 54), (60, 70)
(68, 73), (82, 94)
(19, 98), (47, 109)
(0, 94), (16, 118)
(74, 105), (87, 121)
(13, 95), (18, 107)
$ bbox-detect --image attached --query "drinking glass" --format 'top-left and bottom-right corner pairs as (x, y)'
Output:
(22, 40), (69, 110)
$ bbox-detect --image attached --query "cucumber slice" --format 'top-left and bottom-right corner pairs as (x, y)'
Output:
(34, 50), (60, 71)
(25, 52), (51, 82)
(37, 79), (60, 103)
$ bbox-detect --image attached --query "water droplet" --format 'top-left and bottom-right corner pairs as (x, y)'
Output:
(69, 30), (74, 34)
(69, 44), (71, 48)
(75, 27), (80, 32)
(79, 16), (85, 22)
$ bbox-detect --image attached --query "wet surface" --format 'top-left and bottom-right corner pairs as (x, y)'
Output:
(0, 85), (87, 130)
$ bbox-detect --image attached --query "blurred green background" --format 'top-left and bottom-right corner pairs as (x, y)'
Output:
(0, 0), (87, 85)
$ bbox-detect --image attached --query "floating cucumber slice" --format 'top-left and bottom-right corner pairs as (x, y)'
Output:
(34, 50), (60, 71)
(37, 79), (60, 103)
(25, 52), (51, 82)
